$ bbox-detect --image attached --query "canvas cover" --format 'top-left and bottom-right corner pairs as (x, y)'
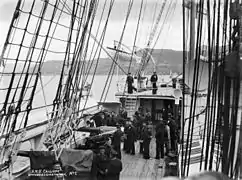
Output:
(59, 148), (93, 172)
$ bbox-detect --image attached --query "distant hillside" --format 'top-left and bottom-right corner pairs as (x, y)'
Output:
(38, 61), (64, 74)
(3, 49), (183, 75)
(91, 49), (183, 75)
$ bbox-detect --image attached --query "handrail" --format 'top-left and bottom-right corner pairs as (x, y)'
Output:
(116, 78), (173, 93)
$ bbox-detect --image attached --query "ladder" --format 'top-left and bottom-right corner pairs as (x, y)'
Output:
(125, 97), (137, 119)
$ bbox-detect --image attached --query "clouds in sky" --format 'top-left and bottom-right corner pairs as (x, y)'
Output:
(0, 0), (183, 60)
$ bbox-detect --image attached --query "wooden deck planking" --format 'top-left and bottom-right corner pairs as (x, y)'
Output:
(120, 138), (165, 180)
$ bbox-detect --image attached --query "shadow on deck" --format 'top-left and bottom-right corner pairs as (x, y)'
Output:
(120, 138), (165, 180)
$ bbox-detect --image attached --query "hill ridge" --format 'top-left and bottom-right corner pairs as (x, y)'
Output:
(3, 48), (183, 75)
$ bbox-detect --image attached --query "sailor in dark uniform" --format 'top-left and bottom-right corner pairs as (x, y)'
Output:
(105, 150), (123, 180)
(168, 116), (178, 152)
(92, 112), (104, 127)
(126, 121), (136, 155)
(142, 125), (152, 159)
(150, 72), (158, 94)
(123, 121), (129, 152)
(126, 73), (135, 94)
(139, 122), (147, 154)
(145, 110), (152, 123)
(155, 120), (165, 159)
(112, 125), (123, 159)
(96, 146), (109, 180)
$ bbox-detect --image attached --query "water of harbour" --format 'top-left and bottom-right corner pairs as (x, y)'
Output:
(0, 75), (123, 127)
(0, 75), (118, 106)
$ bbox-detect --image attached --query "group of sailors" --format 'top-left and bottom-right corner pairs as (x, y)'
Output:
(89, 109), (127, 128)
(123, 107), (179, 160)
(90, 106), (179, 180)
(126, 71), (158, 94)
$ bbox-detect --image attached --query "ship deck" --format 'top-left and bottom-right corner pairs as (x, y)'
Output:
(120, 138), (165, 180)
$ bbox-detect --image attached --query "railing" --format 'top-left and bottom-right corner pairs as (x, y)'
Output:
(116, 77), (171, 93)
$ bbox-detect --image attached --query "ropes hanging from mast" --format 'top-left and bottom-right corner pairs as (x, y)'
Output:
(0, 0), (116, 171)
(136, 0), (168, 78)
(182, 0), (242, 178)
(100, 0), (134, 103)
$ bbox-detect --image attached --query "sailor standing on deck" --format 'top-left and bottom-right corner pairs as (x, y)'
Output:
(105, 150), (123, 180)
(164, 120), (171, 156)
(123, 121), (129, 152)
(150, 72), (158, 94)
(96, 146), (109, 180)
(139, 122), (147, 154)
(126, 72), (135, 94)
(155, 119), (165, 159)
(126, 121), (136, 155)
(112, 124), (123, 159)
(142, 124), (152, 159)
(168, 115), (178, 153)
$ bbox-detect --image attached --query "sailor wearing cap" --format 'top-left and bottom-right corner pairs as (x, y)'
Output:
(151, 72), (158, 94)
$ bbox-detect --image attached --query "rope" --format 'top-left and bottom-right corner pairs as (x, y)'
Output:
(1, 0), (37, 115)
(0, 0), (52, 168)
(35, 73), (57, 158)
(120, 0), (144, 95)
(209, 0), (228, 171)
(81, 0), (108, 87)
(199, 0), (214, 171)
(138, 0), (175, 77)
(127, 0), (144, 74)
(0, 0), (22, 70)
(185, 0), (204, 175)
(136, 0), (168, 77)
(78, 0), (113, 117)
(52, 0), (96, 142)
(205, 0), (221, 170)
(181, 0), (187, 176)
(99, 0), (134, 102)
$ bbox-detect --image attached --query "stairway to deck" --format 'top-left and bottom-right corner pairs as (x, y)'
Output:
(125, 98), (137, 119)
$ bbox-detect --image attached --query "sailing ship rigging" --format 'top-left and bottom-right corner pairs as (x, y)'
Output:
(0, 0), (119, 177)
(181, 0), (242, 178)
(0, 0), (241, 179)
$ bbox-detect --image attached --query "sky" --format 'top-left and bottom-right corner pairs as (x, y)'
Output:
(0, 0), (183, 60)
